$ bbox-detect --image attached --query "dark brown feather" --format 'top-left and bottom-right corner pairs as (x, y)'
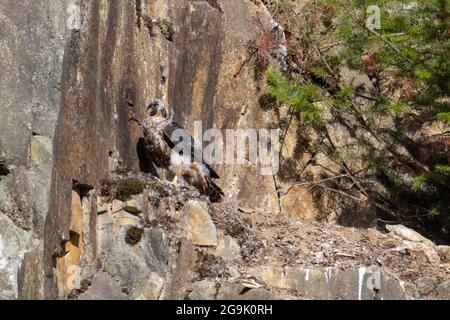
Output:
(163, 122), (221, 179)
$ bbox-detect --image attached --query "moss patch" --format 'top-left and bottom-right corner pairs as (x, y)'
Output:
(116, 178), (144, 201)
(125, 226), (144, 245)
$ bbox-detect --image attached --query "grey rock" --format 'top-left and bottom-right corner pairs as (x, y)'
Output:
(415, 276), (436, 296)
(386, 224), (434, 246)
(0, 213), (31, 300)
(257, 266), (407, 300)
(97, 212), (114, 255)
(183, 201), (217, 246)
(23, 165), (52, 236)
(437, 280), (450, 299)
(112, 200), (126, 213)
(227, 266), (241, 280)
(165, 239), (197, 300)
(103, 245), (153, 292)
(139, 228), (170, 276)
(133, 272), (165, 300)
(188, 279), (217, 300)
(17, 241), (45, 300)
(0, 0), (67, 165)
(80, 190), (97, 279)
(0, 171), (37, 233)
(247, 266), (284, 288)
(380, 275), (407, 300)
(217, 283), (274, 300)
(103, 228), (169, 292)
(78, 272), (129, 300)
(0, 140), (53, 238)
(215, 234), (241, 261)
(400, 240), (441, 264)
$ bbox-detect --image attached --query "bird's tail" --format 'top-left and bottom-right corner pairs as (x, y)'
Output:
(206, 176), (224, 203)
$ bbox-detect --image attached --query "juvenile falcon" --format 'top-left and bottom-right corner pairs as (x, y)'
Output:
(142, 100), (224, 202)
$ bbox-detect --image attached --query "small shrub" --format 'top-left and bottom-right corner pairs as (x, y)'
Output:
(116, 178), (144, 201)
(125, 226), (144, 245)
(266, 68), (324, 125)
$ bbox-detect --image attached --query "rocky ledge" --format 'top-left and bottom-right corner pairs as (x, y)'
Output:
(31, 173), (449, 300)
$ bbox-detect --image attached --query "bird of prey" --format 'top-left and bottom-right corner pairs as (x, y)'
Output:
(142, 100), (224, 202)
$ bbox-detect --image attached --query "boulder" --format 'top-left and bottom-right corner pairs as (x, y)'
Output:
(133, 273), (164, 300)
(399, 241), (441, 264)
(103, 245), (153, 292)
(386, 225), (434, 247)
(415, 276), (436, 296)
(285, 267), (336, 300)
(247, 266), (284, 288)
(78, 272), (129, 300)
(188, 280), (217, 300)
(284, 266), (405, 300)
(183, 201), (217, 247)
(381, 275), (407, 300)
(103, 227), (169, 293)
(217, 283), (274, 300)
(437, 280), (450, 299)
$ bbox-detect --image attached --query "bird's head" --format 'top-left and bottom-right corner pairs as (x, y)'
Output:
(146, 99), (168, 118)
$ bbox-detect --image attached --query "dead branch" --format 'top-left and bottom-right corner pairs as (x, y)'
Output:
(233, 47), (258, 78)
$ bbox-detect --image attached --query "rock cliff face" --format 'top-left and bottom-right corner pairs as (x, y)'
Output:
(38, 174), (450, 300)
(0, 0), (449, 300)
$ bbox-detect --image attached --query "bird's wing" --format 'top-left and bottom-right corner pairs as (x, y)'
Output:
(163, 122), (220, 179)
